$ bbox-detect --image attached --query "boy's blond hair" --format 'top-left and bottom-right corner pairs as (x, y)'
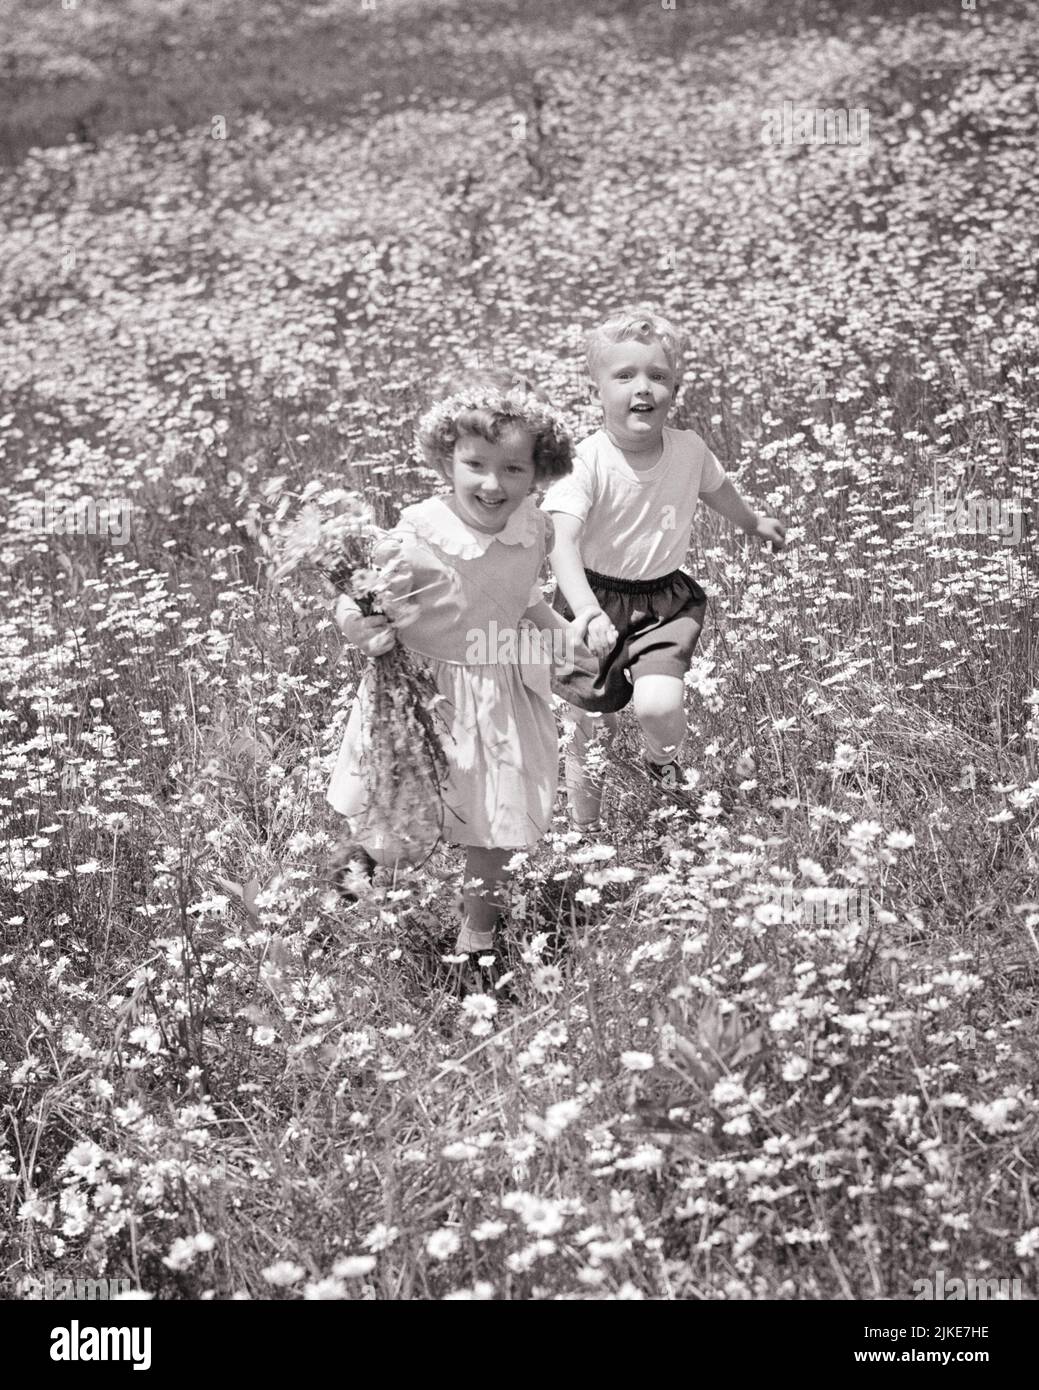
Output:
(585, 305), (686, 382)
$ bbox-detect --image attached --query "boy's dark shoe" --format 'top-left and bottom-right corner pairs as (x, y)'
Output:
(643, 755), (685, 791)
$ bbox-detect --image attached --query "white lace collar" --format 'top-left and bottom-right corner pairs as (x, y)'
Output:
(399, 495), (540, 558)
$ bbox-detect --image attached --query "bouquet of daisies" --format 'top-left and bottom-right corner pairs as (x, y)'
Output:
(265, 483), (447, 864)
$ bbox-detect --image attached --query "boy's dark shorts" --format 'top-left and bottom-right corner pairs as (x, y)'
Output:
(551, 566), (708, 714)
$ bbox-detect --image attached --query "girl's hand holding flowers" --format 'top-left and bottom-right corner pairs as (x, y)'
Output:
(335, 547), (419, 654)
(267, 484), (448, 863)
(335, 550), (421, 654)
(334, 597), (398, 656)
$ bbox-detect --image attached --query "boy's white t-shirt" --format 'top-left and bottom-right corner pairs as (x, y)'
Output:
(542, 427), (726, 582)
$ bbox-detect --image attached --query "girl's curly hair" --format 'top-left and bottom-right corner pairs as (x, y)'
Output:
(416, 369), (573, 484)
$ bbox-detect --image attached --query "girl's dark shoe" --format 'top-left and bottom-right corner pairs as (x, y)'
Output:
(457, 950), (520, 1006)
(451, 915), (518, 1005)
(329, 842), (376, 903)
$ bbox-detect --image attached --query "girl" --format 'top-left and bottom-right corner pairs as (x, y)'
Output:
(327, 372), (596, 993)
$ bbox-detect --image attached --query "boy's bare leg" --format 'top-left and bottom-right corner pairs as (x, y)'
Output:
(632, 674), (687, 769)
(564, 707), (617, 827)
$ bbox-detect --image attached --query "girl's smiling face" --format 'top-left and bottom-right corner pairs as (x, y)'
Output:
(447, 427), (537, 532)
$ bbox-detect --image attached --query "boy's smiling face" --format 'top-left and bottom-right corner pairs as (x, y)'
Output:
(591, 337), (678, 452)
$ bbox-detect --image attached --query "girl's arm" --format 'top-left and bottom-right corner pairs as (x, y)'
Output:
(521, 597), (599, 681)
(522, 597), (571, 632)
(700, 479), (786, 549)
(523, 511), (591, 633)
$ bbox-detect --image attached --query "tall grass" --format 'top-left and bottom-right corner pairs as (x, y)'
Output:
(1, 0), (1038, 1299)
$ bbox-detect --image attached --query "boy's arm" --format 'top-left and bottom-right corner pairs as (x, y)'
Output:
(543, 511), (618, 654)
(545, 512), (601, 617)
(700, 479), (786, 549)
(699, 478), (759, 531)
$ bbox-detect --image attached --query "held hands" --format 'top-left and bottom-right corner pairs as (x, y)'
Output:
(571, 605), (618, 658)
(753, 516), (787, 552)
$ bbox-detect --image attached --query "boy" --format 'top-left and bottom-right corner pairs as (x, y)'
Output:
(543, 305), (786, 828)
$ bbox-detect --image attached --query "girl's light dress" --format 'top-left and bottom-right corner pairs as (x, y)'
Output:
(327, 494), (559, 850)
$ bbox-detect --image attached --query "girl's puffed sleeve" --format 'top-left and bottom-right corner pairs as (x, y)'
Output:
(370, 523), (408, 568)
(370, 525), (422, 627)
(527, 509), (555, 607)
(540, 446), (595, 523)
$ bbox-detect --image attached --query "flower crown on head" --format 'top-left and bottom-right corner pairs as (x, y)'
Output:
(416, 383), (573, 451)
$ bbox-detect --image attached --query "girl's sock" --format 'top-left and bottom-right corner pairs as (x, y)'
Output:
(458, 851), (509, 954)
(563, 711), (614, 826)
(565, 748), (605, 825)
(455, 925), (496, 955)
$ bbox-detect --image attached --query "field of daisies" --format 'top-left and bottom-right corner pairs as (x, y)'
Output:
(2, 0), (1038, 1300)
